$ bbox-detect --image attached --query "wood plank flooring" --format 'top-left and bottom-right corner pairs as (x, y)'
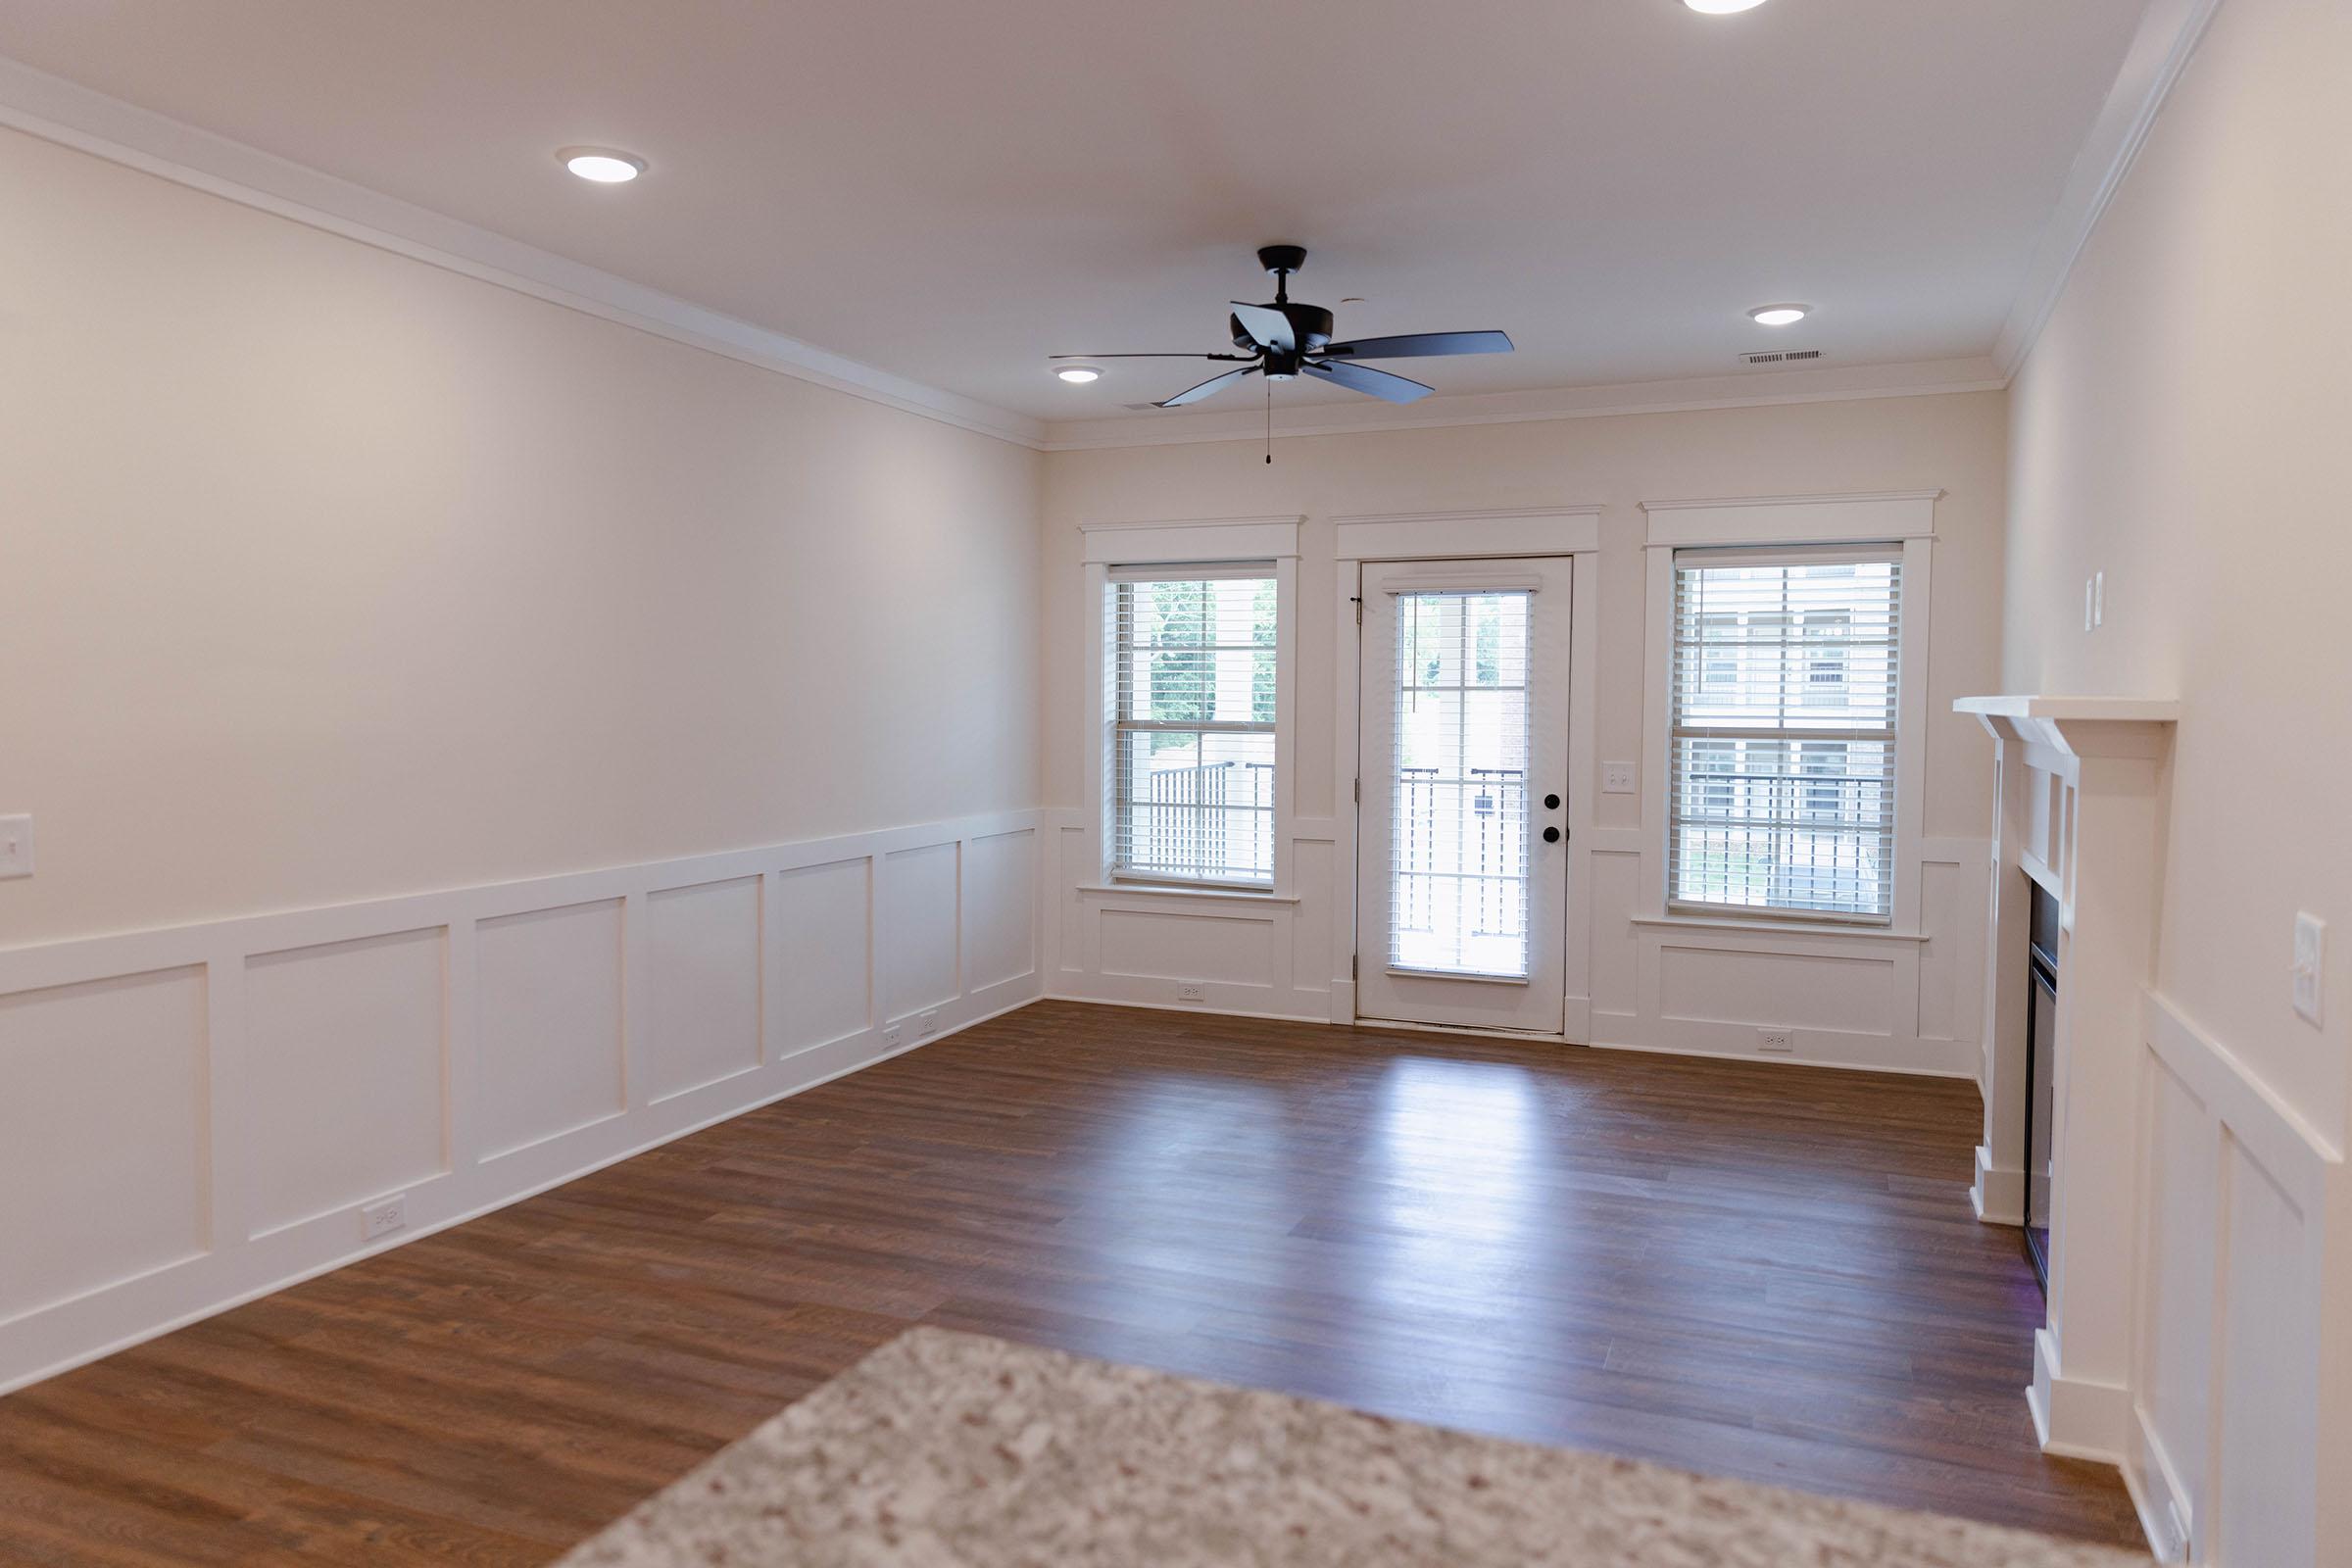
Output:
(0, 1001), (2144, 1563)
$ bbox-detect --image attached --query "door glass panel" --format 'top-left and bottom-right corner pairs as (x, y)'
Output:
(1390, 591), (1532, 977)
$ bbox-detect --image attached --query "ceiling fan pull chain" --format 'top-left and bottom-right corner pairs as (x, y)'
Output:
(1265, 374), (1273, 465)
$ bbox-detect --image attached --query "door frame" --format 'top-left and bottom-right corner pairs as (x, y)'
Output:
(1329, 509), (1604, 1042)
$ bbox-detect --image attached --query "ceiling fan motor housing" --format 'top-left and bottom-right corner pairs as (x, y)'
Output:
(1229, 302), (1334, 355)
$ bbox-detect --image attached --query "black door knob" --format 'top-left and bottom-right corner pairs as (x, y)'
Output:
(1543, 826), (1562, 844)
(1544, 793), (1561, 810)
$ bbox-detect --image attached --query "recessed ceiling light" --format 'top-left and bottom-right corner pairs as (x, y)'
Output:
(1748, 304), (1810, 326)
(1054, 364), (1102, 384)
(559, 148), (646, 184)
(1684, 0), (1769, 13)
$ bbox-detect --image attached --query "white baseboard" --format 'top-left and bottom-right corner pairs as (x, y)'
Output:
(1588, 1031), (1981, 1081)
(2126, 1405), (2192, 1562)
(2030, 1328), (2132, 1462)
(1973, 1145), (2027, 1224)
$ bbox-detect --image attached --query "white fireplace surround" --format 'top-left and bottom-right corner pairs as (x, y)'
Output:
(1959, 695), (2179, 1453)
(1958, 695), (2344, 1564)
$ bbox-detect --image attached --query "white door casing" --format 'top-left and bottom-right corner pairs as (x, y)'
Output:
(1354, 557), (1574, 1033)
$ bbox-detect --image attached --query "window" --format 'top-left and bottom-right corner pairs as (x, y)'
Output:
(1389, 590), (1533, 976)
(1106, 565), (1277, 886)
(1668, 548), (1900, 920)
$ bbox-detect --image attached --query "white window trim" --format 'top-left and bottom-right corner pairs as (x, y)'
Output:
(1638, 494), (1934, 934)
(1080, 516), (1300, 900)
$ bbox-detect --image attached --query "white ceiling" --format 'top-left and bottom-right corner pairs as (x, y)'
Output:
(0, 1), (2150, 425)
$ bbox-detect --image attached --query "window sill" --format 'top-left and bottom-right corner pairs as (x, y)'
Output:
(1631, 913), (1930, 943)
(1075, 882), (1300, 906)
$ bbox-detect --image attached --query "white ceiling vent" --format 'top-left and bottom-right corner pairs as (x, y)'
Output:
(1740, 349), (1824, 367)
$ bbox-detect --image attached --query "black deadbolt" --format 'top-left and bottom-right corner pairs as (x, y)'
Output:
(1544, 793), (1561, 809)
(1543, 826), (1562, 843)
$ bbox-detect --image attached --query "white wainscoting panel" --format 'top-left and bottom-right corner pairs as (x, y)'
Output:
(0, 808), (1043, 1396)
(243, 928), (449, 1237)
(1044, 799), (1982, 1070)
(964, 830), (1037, 993)
(475, 900), (626, 1160)
(1044, 810), (1332, 1021)
(644, 877), (763, 1103)
(0, 966), (209, 1323)
(2128, 989), (2340, 1565)
(882, 842), (961, 1023)
(1101, 907), (1277, 988)
(2212, 1142), (2318, 1567)
(770, 858), (872, 1055)
(1655, 944), (1898, 1035)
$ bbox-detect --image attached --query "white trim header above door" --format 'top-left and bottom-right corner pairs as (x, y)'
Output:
(1639, 491), (1940, 550)
(1079, 514), (1303, 564)
(1332, 507), (1601, 562)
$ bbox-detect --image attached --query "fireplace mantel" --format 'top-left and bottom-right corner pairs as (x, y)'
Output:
(1953, 694), (2181, 723)
(1956, 694), (2180, 769)
(1957, 693), (2178, 1462)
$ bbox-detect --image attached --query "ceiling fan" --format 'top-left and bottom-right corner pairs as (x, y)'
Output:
(1055, 245), (1514, 409)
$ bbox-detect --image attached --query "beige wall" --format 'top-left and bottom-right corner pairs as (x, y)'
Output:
(1041, 391), (2010, 1066)
(2002, 3), (2351, 1557)
(0, 124), (1044, 947)
(1044, 393), (2007, 834)
(2004, 0), (2349, 1143)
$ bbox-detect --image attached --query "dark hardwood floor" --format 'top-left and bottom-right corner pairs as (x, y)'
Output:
(0, 1001), (2143, 1563)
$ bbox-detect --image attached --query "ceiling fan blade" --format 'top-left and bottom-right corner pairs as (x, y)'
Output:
(1052, 352), (1257, 361)
(1304, 360), (1435, 404)
(1156, 366), (1261, 408)
(1228, 302), (1297, 354)
(1318, 329), (1515, 360)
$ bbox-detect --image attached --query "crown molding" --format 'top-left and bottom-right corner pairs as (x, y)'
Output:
(1038, 357), (2005, 452)
(0, 56), (1048, 450)
(1991, 0), (2226, 376)
(2, 0), (2223, 461)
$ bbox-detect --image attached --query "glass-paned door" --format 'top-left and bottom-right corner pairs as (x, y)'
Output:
(1355, 558), (1572, 1033)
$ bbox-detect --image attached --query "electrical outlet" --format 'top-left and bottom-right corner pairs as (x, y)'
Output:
(1177, 982), (1206, 1004)
(883, 1022), (904, 1048)
(2293, 912), (2326, 1027)
(1756, 1027), (1794, 1054)
(2093, 570), (2106, 627)
(1601, 762), (1637, 794)
(0, 814), (30, 879)
(2084, 578), (2095, 631)
(361, 1194), (407, 1241)
(918, 1009), (939, 1036)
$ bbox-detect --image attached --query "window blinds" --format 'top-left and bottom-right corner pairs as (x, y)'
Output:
(1106, 566), (1277, 886)
(1668, 548), (1901, 921)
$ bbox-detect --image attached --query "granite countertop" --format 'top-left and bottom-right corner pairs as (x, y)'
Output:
(558, 1326), (2147, 1567)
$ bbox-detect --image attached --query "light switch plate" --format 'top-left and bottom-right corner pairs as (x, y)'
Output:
(0, 814), (30, 879)
(1601, 762), (1637, 794)
(2293, 912), (2326, 1027)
